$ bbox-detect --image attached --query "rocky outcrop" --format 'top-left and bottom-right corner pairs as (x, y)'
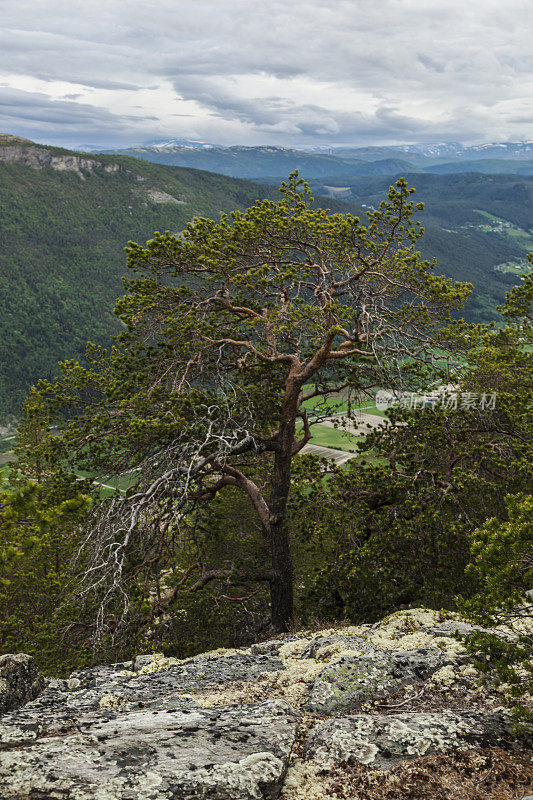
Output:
(147, 188), (186, 204)
(305, 710), (513, 770)
(0, 609), (531, 799)
(0, 144), (122, 179)
(304, 646), (453, 714)
(2, 701), (298, 799)
(0, 654), (44, 715)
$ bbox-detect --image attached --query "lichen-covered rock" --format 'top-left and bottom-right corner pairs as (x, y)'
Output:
(304, 647), (450, 715)
(66, 652), (283, 713)
(0, 653), (44, 714)
(419, 620), (516, 640)
(297, 635), (374, 661)
(305, 711), (516, 770)
(0, 699), (298, 800)
(0, 607), (529, 799)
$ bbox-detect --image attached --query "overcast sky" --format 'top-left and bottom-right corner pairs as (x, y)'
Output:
(1, 0), (532, 149)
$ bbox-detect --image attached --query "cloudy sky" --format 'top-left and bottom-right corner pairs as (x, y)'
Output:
(1, 0), (532, 148)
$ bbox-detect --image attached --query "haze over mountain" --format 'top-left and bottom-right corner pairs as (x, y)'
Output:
(98, 141), (533, 180)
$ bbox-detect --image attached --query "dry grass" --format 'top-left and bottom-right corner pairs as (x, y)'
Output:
(327, 748), (533, 800)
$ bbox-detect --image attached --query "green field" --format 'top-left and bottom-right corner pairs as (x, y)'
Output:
(307, 424), (363, 451)
(1, 396), (388, 491)
(495, 260), (532, 275)
(473, 209), (533, 250)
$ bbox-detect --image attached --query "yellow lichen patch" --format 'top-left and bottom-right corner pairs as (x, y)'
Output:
(459, 665), (479, 680)
(307, 625), (369, 640)
(429, 665), (458, 689)
(317, 644), (369, 662)
(193, 678), (271, 708)
(498, 610), (533, 637)
(376, 608), (456, 635)
(368, 630), (466, 659)
(134, 646), (251, 676)
(189, 646), (250, 661)
(272, 660), (324, 706)
(429, 662), (481, 691)
(137, 655), (181, 674)
(280, 759), (332, 800)
(278, 640), (311, 660)
(193, 659), (324, 709)
(98, 694), (131, 711)
(340, 625), (370, 637)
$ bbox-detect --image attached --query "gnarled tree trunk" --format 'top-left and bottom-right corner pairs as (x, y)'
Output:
(266, 383), (299, 631)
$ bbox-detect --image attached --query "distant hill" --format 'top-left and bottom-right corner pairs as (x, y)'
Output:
(425, 159), (533, 176)
(100, 141), (533, 178)
(330, 141), (533, 162)
(99, 143), (419, 180)
(0, 138), (525, 420)
(0, 139), (289, 420)
(309, 172), (533, 230)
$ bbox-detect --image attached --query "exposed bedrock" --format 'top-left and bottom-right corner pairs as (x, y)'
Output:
(0, 608), (530, 799)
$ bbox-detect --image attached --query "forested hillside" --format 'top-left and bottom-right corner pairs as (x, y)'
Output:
(309, 172), (533, 229)
(0, 141), (286, 420)
(307, 172), (532, 321)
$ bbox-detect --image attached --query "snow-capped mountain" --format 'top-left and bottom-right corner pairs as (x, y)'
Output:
(141, 138), (218, 150)
(384, 142), (533, 160)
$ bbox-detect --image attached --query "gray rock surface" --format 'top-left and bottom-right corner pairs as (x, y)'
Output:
(297, 634), (374, 660)
(0, 609), (528, 799)
(0, 699), (298, 799)
(0, 144), (122, 177)
(0, 650), (285, 750)
(419, 620), (516, 640)
(0, 653), (44, 714)
(305, 710), (515, 770)
(304, 647), (449, 714)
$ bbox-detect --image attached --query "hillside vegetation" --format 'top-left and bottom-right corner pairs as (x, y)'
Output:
(0, 140), (288, 420)
(308, 172), (532, 321)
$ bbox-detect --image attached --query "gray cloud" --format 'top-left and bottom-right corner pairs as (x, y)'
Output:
(0, 0), (531, 147)
(0, 87), (158, 142)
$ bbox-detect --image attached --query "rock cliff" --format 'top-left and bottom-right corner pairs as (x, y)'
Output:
(0, 608), (531, 799)
(0, 144), (122, 179)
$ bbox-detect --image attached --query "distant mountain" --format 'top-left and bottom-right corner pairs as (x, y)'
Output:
(0, 137), (285, 419)
(425, 159), (533, 176)
(142, 138), (218, 149)
(453, 142), (533, 160)
(99, 141), (533, 179)
(98, 143), (389, 179)
(325, 142), (533, 161)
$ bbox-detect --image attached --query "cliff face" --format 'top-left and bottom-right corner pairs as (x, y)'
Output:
(0, 144), (121, 178)
(0, 608), (531, 799)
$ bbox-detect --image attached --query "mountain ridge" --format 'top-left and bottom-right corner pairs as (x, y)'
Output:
(96, 141), (533, 180)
